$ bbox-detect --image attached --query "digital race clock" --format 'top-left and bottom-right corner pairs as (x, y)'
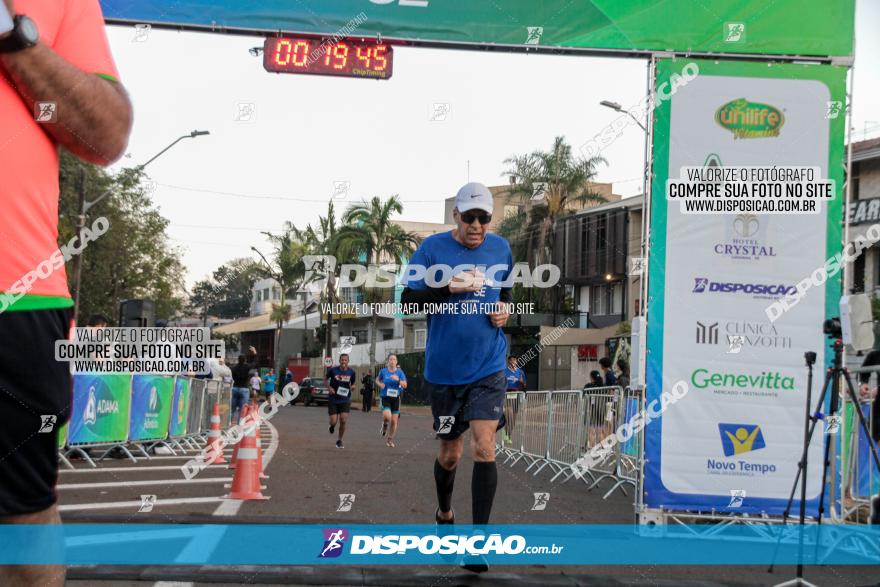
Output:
(263, 37), (393, 80)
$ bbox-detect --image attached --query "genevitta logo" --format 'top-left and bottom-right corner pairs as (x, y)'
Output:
(692, 277), (795, 300)
(691, 368), (796, 394)
(319, 528), (348, 558)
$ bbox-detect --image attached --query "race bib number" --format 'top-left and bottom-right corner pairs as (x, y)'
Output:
(386, 388), (399, 398)
(337, 386), (350, 398)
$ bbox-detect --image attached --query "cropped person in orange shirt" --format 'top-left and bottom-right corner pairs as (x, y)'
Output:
(0, 1), (132, 585)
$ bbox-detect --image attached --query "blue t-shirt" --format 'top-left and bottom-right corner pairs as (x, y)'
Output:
(263, 374), (276, 393)
(325, 367), (356, 403)
(604, 370), (617, 386)
(377, 367), (407, 398)
(505, 367), (525, 390)
(406, 231), (512, 385)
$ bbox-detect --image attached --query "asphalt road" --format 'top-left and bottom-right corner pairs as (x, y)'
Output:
(57, 400), (879, 586)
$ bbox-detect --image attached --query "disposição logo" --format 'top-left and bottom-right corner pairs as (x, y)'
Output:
(715, 98), (784, 139)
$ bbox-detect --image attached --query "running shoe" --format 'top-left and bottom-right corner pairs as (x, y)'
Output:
(435, 507), (454, 525)
(386, 438), (395, 448)
(380, 421), (388, 436)
(335, 440), (344, 449)
(329, 425), (335, 434)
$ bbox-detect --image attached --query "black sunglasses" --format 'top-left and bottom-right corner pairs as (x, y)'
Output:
(460, 210), (492, 225)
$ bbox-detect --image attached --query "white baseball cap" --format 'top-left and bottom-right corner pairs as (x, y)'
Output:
(454, 182), (494, 214)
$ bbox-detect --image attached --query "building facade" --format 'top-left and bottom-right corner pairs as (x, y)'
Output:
(845, 138), (880, 295)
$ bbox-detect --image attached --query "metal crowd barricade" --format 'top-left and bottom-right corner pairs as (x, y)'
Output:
(499, 385), (642, 500)
(842, 365), (879, 523)
(546, 390), (586, 480)
(602, 386), (644, 498)
(497, 392), (524, 459)
(575, 387), (621, 488)
(504, 391), (550, 470)
(218, 381), (233, 427)
(184, 378), (208, 449)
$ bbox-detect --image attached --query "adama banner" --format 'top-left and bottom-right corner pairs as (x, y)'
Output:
(100, 1), (854, 58)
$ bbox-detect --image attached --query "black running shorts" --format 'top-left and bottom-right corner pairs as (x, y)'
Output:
(0, 308), (72, 516)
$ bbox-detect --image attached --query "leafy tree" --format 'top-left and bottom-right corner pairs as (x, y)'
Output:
(501, 136), (607, 310)
(337, 196), (421, 368)
(58, 152), (186, 323)
(253, 229), (309, 373)
(188, 258), (262, 322)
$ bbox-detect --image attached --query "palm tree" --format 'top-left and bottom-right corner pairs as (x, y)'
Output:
(336, 196), (421, 369)
(298, 201), (344, 356)
(252, 230), (309, 374)
(502, 136), (607, 310)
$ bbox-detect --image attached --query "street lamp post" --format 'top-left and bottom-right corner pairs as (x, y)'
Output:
(72, 130), (210, 324)
(599, 100), (647, 131)
(251, 246), (285, 375)
(600, 96), (650, 325)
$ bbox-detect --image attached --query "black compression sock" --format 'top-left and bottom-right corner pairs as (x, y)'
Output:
(471, 461), (498, 525)
(434, 459), (456, 513)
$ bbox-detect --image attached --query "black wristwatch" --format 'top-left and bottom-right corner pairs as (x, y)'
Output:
(0, 15), (39, 53)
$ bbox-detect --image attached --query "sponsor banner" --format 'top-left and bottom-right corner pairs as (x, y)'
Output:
(0, 524), (877, 565)
(170, 376), (191, 437)
(100, 1), (853, 57)
(68, 373), (132, 445)
(646, 59), (846, 515)
(129, 375), (175, 442)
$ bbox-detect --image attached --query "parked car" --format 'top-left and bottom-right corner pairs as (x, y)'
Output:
(293, 377), (330, 406)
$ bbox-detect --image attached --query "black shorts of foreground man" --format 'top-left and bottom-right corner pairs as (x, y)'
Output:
(401, 182), (513, 573)
(0, 1), (132, 586)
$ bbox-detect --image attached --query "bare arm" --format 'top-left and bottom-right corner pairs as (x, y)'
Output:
(0, 0), (132, 165)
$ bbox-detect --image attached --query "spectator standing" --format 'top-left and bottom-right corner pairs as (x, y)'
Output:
(262, 368), (277, 400)
(616, 359), (631, 390)
(599, 357), (617, 386)
(361, 371), (375, 412)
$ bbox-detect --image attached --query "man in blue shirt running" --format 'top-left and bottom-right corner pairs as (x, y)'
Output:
(324, 354), (356, 449)
(401, 182), (513, 573)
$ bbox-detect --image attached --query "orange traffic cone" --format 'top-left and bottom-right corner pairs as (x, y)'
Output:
(205, 401), (226, 465)
(229, 403), (249, 469)
(222, 415), (269, 500)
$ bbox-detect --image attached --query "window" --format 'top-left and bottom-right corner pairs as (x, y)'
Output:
(504, 204), (520, 219)
(254, 290), (261, 302)
(610, 282), (623, 315)
(590, 282), (624, 316)
(415, 329), (427, 349)
(352, 329), (368, 344)
(595, 216), (607, 274)
(273, 287), (281, 300)
(262, 288), (270, 301)
(381, 328), (395, 341)
(590, 286), (606, 315)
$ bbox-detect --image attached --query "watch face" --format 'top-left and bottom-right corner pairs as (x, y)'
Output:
(19, 17), (38, 44)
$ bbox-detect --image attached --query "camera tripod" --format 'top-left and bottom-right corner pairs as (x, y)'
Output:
(770, 337), (880, 586)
